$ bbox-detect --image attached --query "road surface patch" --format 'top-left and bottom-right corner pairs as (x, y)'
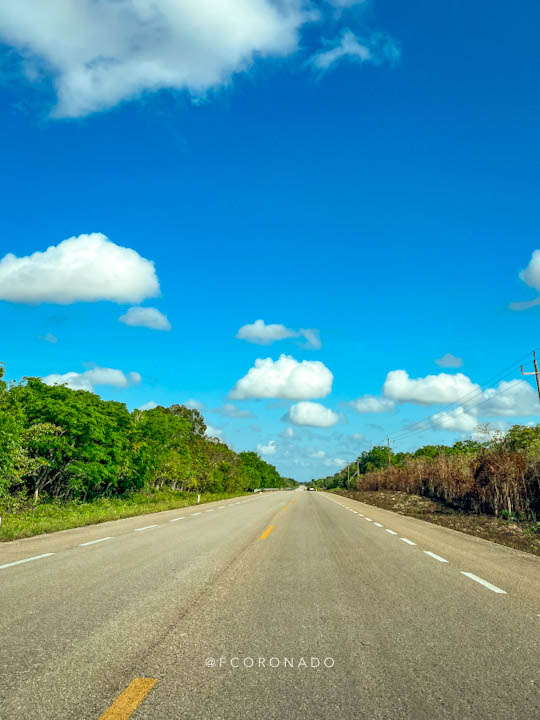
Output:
(259, 525), (275, 541)
(99, 677), (158, 720)
(0, 553), (55, 570)
(461, 572), (506, 594)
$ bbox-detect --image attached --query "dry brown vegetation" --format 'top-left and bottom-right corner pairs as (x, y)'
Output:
(354, 448), (540, 520)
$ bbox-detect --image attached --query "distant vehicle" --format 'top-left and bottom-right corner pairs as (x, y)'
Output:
(307, 487), (315, 491)
(253, 488), (261, 493)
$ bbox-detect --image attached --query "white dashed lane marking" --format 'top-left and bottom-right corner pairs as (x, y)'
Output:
(169, 517), (185, 522)
(386, 529), (398, 535)
(461, 572), (506, 594)
(424, 551), (448, 563)
(80, 537), (113, 547)
(134, 525), (159, 532)
(400, 538), (416, 546)
(374, 522), (383, 527)
(0, 553), (55, 570)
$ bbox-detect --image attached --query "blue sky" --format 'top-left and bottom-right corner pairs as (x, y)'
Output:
(1, 0), (540, 481)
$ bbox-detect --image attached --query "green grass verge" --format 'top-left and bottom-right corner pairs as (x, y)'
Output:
(0, 489), (251, 542)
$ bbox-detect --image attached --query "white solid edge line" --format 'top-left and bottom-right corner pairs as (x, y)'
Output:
(424, 551), (448, 563)
(386, 529), (398, 535)
(400, 538), (416, 545)
(0, 553), (55, 569)
(461, 572), (507, 594)
(134, 525), (159, 532)
(80, 537), (113, 546)
(169, 517), (185, 522)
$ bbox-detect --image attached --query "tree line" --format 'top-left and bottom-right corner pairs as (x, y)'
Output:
(0, 366), (296, 502)
(314, 427), (540, 519)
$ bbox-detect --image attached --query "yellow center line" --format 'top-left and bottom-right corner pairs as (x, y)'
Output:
(99, 678), (158, 720)
(258, 525), (274, 540)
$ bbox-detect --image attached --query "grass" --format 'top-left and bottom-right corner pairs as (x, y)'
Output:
(332, 488), (540, 557)
(0, 489), (251, 542)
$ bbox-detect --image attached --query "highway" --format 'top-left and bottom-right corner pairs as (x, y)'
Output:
(1, 489), (540, 719)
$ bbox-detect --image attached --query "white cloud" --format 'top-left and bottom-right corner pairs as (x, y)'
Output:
(311, 29), (400, 71)
(283, 426), (295, 438)
(285, 401), (340, 428)
(0, 0), (312, 117)
(39, 333), (58, 344)
(349, 394), (395, 413)
(509, 250), (540, 310)
(431, 407), (478, 433)
(0, 233), (159, 304)
(184, 398), (205, 411)
(119, 306), (171, 331)
(236, 319), (298, 345)
(473, 380), (539, 417)
(43, 366), (141, 392)
(138, 400), (158, 411)
(236, 320), (323, 350)
(206, 424), (223, 439)
(519, 250), (540, 292)
(257, 440), (277, 456)
(230, 354), (333, 400)
(213, 403), (254, 419)
(298, 328), (322, 350)
(435, 353), (463, 368)
(383, 370), (479, 406)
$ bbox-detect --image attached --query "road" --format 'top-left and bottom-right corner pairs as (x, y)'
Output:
(1, 489), (540, 719)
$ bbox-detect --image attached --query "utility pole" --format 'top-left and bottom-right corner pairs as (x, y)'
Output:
(520, 351), (540, 406)
(387, 435), (391, 468)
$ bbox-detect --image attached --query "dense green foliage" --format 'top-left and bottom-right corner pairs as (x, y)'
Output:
(0, 368), (295, 503)
(315, 428), (540, 519)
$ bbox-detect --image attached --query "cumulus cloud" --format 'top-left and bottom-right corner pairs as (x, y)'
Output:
(383, 370), (479, 406)
(0, 2), (399, 118)
(230, 354), (333, 400)
(311, 29), (400, 71)
(473, 380), (539, 417)
(138, 400), (158, 411)
(435, 353), (463, 368)
(213, 403), (254, 419)
(236, 320), (322, 349)
(119, 307), (171, 331)
(430, 407), (478, 433)
(38, 333), (58, 344)
(349, 394), (395, 413)
(257, 440), (277, 456)
(510, 250), (540, 310)
(0, 233), (159, 304)
(43, 366), (141, 393)
(285, 401), (340, 428)
(236, 319), (298, 345)
(0, 0), (311, 117)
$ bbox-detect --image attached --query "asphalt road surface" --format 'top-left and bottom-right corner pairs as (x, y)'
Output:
(2, 489), (540, 720)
